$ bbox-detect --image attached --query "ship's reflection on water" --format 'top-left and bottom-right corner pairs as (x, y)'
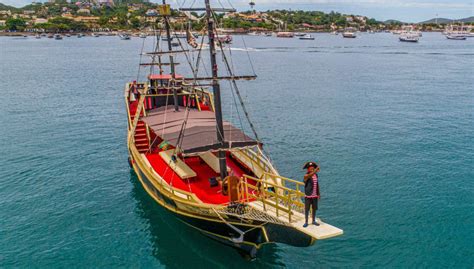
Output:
(129, 172), (286, 267)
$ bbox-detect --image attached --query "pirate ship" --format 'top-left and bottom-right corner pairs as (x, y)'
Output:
(125, 1), (342, 257)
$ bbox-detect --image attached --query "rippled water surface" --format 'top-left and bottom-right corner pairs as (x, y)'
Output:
(1, 32), (473, 268)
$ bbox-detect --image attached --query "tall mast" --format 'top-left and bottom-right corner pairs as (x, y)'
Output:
(162, 0), (179, 112)
(205, 0), (227, 180)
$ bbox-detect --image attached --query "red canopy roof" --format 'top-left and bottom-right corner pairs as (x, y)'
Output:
(148, 74), (184, 80)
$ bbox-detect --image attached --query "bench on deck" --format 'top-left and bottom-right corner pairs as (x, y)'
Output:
(199, 151), (230, 174)
(230, 150), (266, 178)
(159, 150), (197, 179)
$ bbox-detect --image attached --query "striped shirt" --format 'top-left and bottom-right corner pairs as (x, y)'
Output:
(306, 174), (319, 198)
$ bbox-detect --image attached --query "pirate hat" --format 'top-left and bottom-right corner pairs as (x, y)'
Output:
(303, 162), (318, 169)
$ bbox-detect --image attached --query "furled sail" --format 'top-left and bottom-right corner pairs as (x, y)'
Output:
(186, 27), (198, 48)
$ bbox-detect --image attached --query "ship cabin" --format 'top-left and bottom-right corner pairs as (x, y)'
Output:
(126, 74), (277, 206)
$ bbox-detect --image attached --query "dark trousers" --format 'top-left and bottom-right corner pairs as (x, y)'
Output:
(304, 197), (318, 223)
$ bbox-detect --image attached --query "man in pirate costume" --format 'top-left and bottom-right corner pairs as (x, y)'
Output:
(303, 162), (320, 227)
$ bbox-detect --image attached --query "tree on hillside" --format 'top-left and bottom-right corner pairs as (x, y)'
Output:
(6, 18), (26, 31)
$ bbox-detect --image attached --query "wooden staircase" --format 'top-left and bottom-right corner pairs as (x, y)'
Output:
(129, 101), (149, 153)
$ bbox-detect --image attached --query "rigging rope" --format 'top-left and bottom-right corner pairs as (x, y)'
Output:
(211, 11), (261, 142)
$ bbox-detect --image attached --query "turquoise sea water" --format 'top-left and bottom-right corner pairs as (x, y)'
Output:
(1, 33), (473, 268)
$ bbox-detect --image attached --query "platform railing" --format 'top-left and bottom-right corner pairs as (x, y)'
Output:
(241, 173), (306, 223)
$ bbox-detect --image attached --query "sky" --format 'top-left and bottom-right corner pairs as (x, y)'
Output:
(2, 0), (473, 22)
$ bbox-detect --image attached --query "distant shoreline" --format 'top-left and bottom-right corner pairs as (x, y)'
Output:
(0, 29), (446, 37)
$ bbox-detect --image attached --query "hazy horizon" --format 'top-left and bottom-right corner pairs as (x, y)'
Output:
(1, 0), (473, 22)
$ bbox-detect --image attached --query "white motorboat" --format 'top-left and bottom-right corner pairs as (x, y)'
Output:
(299, 34), (315, 40)
(399, 33), (419, 42)
(446, 34), (467, 40)
(119, 33), (131, 40)
(342, 27), (357, 38)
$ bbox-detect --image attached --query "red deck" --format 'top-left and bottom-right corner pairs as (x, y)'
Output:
(145, 152), (254, 204)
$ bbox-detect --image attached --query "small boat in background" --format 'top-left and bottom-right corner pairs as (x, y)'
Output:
(139, 33), (147, 38)
(399, 33), (419, 42)
(295, 32), (306, 37)
(342, 32), (356, 38)
(35, 34), (41, 39)
(47, 34), (54, 38)
(65, 34), (71, 37)
(218, 35), (232, 44)
(91, 33), (99, 37)
(54, 34), (63, 40)
(265, 32), (273, 36)
(342, 28), (357, 38)
(299, 34), (315, 40)
(446, 34), (467, 40)
(171, 41), (180, 47)
(77, 33), (85, 38)
(444, 23), (471, 38)
(331, 31), (339, 35)
(276, 31), (294, 38)
(119, 33), (131, 40)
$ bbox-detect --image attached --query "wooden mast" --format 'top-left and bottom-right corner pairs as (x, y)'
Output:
(205, 0), (227, 180)
(162, 0), (179, 112)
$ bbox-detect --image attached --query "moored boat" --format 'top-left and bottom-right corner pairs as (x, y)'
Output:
(119, 33), (131, 40)
(54, 34), (63, 40)
(399, 33), (419, 42)
(342, 28), (356, 38)
(446, 34), (467, 40)
(342, 32), (356, 38)
(125, 1), (343, 258)
(276, 31), (294, 38)
(218, 34), (232, 44)
(299, 34), (315, 40)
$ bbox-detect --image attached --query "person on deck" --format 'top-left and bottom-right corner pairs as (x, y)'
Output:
(303, 162), (320, 227)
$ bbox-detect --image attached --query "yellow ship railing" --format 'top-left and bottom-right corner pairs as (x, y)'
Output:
(240, 173), (306, 223)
